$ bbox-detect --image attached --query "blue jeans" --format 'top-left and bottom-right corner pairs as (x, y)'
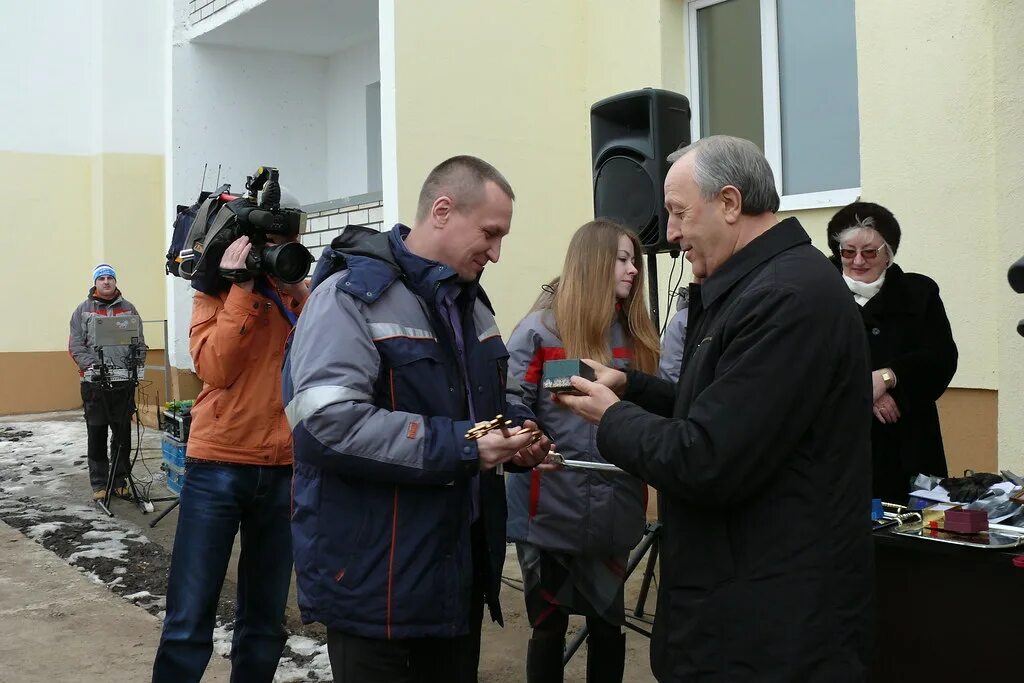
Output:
(152, 461), (293, 683)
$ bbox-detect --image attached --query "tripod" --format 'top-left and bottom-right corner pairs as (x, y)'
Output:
(92, 347), (158, 517)
(562, 521), (660, 664)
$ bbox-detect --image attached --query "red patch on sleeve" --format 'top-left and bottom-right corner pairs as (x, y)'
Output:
(524, 346), (567, 384)
(406, 422), (419, 439)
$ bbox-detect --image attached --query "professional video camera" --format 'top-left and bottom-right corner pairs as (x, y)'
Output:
(172, 166), (313, 288)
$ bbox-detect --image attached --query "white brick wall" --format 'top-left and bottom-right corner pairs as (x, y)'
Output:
(188, 0), (238, 24)
(300, 198), (386, 255)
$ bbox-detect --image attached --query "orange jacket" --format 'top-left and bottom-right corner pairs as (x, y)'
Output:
(186, 284), (302, 466)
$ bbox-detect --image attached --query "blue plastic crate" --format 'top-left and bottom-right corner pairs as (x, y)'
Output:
(165, 463), (185, 496)
(161, 433), (187, 471)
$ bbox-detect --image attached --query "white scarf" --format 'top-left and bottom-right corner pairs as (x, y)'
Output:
(844, 272), (885, 307)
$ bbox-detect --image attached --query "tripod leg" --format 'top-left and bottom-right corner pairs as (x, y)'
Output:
(633, 537), (659, 619)
(99, 426), (117, 517)
(563, 624), (588, 666)
(149, 498), (180, 528)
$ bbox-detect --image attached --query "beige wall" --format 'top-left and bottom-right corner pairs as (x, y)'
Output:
(0, 151), (166, 414)
(856, 0), (1023, 470)
(992, 2), (1024, 472)
(393, 0), (694, 334)
(856, 0), (998, 392)
(389, 0), (1016, 469)
(1, 151), (166, 354)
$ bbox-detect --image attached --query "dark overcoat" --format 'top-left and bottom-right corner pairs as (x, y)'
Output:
(855, 263), (958, 502)
(599, 218), (875, 682)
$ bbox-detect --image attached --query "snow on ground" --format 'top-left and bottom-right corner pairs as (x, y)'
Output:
(0, 420), (334, 681)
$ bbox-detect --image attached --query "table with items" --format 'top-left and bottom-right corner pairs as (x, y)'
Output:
(871, 473), (1024, 681)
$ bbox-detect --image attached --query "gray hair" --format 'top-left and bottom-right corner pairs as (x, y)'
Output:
(667, 135), (780, 214)
(835, 221), (894, 265)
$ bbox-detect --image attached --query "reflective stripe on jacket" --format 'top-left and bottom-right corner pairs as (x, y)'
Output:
(284, 225), (536, 639)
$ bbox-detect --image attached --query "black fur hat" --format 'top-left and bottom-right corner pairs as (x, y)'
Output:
(826, 202), (902, 258)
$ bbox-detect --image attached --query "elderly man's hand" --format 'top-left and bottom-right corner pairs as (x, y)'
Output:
(581, 359), (628, 397)
(509, 420), (553, 469)
(553, 375), (620, 425)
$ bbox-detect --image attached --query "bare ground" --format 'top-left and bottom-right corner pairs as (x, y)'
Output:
(0, 414), (658, 681)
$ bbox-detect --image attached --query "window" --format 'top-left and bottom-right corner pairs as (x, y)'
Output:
(687, 0), (860, 210)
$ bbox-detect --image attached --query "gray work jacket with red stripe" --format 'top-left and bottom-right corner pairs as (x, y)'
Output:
(285, 225), (536, 640)
(505, 309), (646, 556)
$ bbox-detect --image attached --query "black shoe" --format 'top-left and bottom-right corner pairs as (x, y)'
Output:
(586, 631), (625, 683)
(527, 636), (565, 683)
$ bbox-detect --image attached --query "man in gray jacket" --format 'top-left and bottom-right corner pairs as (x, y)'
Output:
(68, 264), (145, 501)
(285, 156), (551, 682)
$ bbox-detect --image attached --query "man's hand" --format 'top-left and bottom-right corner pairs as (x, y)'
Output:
(274, 277), (311, 305)
(582, 359), (627, 397)
(509, 419), (553, 469)
(873, 393), (901, 424)
(476, 426), (544, 471)
(222, 236), (254, 292)
(553, 375), (620, 425)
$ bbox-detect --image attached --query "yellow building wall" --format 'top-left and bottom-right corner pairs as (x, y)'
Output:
(0, 151), (166, 414)
(855, 0), (1022, 471)
(393, 0), (589, 332)
(393, 0), (700, 333)
(393, 0), (1015, 470)
(991, 1), (1024, 473)
(856, 0), (997, 391)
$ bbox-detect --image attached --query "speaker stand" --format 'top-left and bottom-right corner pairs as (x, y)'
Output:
(646, 250), (661, 330)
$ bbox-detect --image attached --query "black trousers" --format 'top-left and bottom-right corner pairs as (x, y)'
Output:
(327, 523), (487, 683)
(81, 382), (134, 491)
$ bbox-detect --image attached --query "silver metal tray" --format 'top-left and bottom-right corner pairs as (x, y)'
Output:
(893, 525), (1024, 549)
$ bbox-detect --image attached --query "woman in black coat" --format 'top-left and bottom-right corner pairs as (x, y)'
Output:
(828, 202), (958, 503)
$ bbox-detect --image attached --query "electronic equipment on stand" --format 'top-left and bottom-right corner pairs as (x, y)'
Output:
(86, 314), (156, 517)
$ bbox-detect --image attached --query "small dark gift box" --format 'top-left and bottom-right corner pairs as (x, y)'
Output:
(943, 508), (989, 534)
(542, 359), (597, 395)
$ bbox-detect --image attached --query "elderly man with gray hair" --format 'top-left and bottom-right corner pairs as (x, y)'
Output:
(556, 135), (874, 681)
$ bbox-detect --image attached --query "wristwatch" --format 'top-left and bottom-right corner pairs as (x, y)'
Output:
(880, 368), (896, 389)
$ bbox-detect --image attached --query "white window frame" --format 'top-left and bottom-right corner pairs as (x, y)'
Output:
(685, 0), (861, 211)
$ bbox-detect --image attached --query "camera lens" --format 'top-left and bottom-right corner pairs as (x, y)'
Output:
(262, 242), (313, 283)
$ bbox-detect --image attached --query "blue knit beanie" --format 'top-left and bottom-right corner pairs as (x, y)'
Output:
(93, 264), (116, 283)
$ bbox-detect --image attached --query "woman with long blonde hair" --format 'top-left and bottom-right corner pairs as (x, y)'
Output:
(506, 219), (660, 683)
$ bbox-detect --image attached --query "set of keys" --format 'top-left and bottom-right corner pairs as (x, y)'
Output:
(464, 413), (544, 446)
(463, 416), (623, 473)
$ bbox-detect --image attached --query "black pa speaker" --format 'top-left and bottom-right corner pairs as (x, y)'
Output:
(591, 88), (691, 253)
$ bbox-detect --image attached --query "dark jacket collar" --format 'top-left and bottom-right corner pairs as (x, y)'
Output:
(334, 224), (479, 306)
(88, 287), (122, 305)
(699, 216), (810, 308)
(387, 225), (474, 303)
